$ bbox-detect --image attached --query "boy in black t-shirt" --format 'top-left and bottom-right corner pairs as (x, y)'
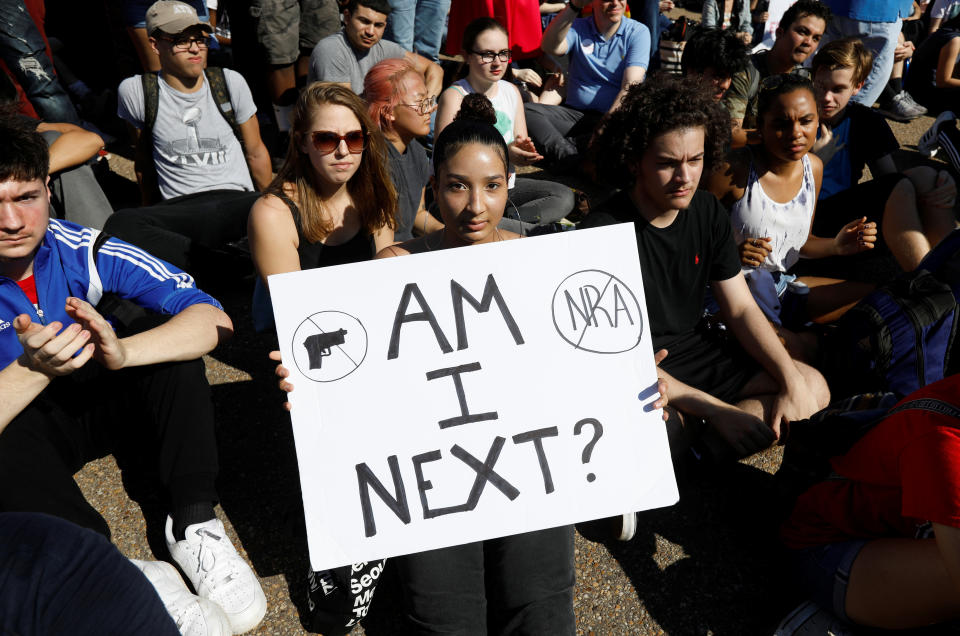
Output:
(810, 38), (958, 273)
(584, 75), (829, 462)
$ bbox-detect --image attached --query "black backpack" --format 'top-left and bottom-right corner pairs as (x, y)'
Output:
(134, 67), (246, 204)
(822, 229), (960, 399)
(773, 390), (960, 509)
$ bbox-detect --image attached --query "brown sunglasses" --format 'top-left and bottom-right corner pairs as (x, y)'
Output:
(310, 130), (367, 155)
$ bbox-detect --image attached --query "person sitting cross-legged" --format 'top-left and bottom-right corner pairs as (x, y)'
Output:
(582, 75), (830, 470)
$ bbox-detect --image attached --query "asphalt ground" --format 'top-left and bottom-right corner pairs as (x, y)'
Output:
(75, 77), (957, 636)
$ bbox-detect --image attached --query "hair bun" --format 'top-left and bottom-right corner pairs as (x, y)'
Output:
(454, 93), (498, 126)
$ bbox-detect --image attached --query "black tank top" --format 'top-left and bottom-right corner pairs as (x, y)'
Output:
(276, 192), (373, 269)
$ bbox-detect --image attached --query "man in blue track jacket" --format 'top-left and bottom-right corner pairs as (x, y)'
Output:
(0, 116), (266, 634)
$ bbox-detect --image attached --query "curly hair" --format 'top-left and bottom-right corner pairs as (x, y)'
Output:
(681, 26), (750, 78)
(454, 93), (498, 126)
(268, 82), (397, 242)
(590, 74), (730, 188)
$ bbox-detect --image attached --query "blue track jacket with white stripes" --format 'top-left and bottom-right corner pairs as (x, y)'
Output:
(0, 219), (221, 369)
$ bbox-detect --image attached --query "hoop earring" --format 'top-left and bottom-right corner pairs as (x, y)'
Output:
(506, 197), (524, 236)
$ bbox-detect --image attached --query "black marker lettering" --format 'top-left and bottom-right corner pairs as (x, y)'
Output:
(450, 437), (520, 511)
(356, 456), (410, 537)
(512, 427), (559, 494)
(451, 274), (524, 350)
(387, 283), (452, 360)
(425, 362), (498, 429)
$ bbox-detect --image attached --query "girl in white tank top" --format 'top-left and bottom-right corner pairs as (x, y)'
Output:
(435, 18), (574, 232)
(708, 76), (877, 345)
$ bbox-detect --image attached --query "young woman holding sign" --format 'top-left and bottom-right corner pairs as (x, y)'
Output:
(248, 83), (397, 330)
(270, 96), (674, 633)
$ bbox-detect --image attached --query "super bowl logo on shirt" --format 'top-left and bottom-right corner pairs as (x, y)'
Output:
(157, 106), (228, 167)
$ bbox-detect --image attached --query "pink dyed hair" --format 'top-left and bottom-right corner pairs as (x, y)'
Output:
(362, 58), (419, 133)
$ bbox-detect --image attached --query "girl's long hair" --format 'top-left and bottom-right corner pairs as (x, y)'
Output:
(268, 82), (397, 242)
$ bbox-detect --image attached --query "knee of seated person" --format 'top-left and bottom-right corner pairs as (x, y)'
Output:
(905, 165), (939, 193)
(799, 364), (830, 409)
(102, 208), (147, 235)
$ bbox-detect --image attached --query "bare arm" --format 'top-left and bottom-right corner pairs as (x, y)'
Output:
(37, 122), (104, 174)
(609, 65), (647, 113)
(238, 115), (273, 191)
(404, 51), (444, 98)
(248, 193), (302, 284)
(936, 38), (960, 88)
(712, 273), (820, 429)
(435, 87), (464, 139)
(372, 224), (395, 252)
(540, 1), (582, 56)
(413, 189), (443, 235)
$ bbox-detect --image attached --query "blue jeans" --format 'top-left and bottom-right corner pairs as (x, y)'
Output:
(789, 539), (869, 624)
(636, 0), (662, 71)
(0, 0), (79, 124)
(823, 16), (901, 108)
(384, 0), (451, 61)
(0, 513), (178, 635)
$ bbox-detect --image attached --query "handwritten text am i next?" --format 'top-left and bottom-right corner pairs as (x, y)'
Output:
(270, 225), (678, 572)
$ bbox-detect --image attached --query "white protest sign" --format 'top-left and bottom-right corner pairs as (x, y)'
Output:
(269, 224), (679, 572)
(755, 0), (798, 51)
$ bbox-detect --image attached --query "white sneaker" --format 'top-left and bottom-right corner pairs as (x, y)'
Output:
(774, 600), (852, 636)
(131, 558), (233, 636)
(165, 516), (267, 634)
(918, 110), (956, 157)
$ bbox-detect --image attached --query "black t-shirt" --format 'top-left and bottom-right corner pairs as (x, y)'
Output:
(581, 189), (742, 352)
(387, 140), (430, 242)
(820, 103), (899, 201)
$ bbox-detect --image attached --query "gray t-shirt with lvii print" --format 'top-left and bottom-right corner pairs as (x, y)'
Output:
(118, 69), (256, 200)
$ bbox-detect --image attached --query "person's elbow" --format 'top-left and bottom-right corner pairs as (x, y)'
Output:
(211, 305), (235, 344)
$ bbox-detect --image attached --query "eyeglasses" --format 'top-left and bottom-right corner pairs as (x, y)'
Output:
(470, 49), (512, 64)
(159, 35), (210, 52)
(758, 68), (813, 92)
(398, 95), (437, 115)
(310, 130), (367, 155)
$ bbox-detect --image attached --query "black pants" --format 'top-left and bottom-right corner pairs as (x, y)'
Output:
(394, 525), (576, 635)
(523, 104), (603, 171)
(0, 359), (219, 538)
(0, 512), (178, 635)
(104, 189), (260, 272)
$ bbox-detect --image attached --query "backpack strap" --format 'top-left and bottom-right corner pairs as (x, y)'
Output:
(886, 397), (960, 421)
(135, 72), (163, 204)
(204, 66), (246, 155)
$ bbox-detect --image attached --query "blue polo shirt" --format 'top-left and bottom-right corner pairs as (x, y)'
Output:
(825, 0), (912, 21)
(565, 16), (650, 112)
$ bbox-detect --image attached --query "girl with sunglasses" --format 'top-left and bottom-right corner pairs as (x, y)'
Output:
(363, 58), (445, 241)
(707, 73), (876, 361)
(436, 17), (574, 232)
(248, 83), (397, 330)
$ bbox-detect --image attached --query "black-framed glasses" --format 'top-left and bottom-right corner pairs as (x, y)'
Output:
(398, 95), (437, 115)
(159, 35), (209, 51)
(310, 130), (367, 155)
(758, 67), (813, 92)
(470, 49), (512, 63)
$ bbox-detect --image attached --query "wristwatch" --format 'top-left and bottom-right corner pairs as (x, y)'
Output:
(566, 1), (584, 16)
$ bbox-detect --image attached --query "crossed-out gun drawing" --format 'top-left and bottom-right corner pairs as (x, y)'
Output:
(303, 329), (348, 369)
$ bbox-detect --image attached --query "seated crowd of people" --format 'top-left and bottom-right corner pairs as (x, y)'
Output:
(1, 0), (960, 634)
